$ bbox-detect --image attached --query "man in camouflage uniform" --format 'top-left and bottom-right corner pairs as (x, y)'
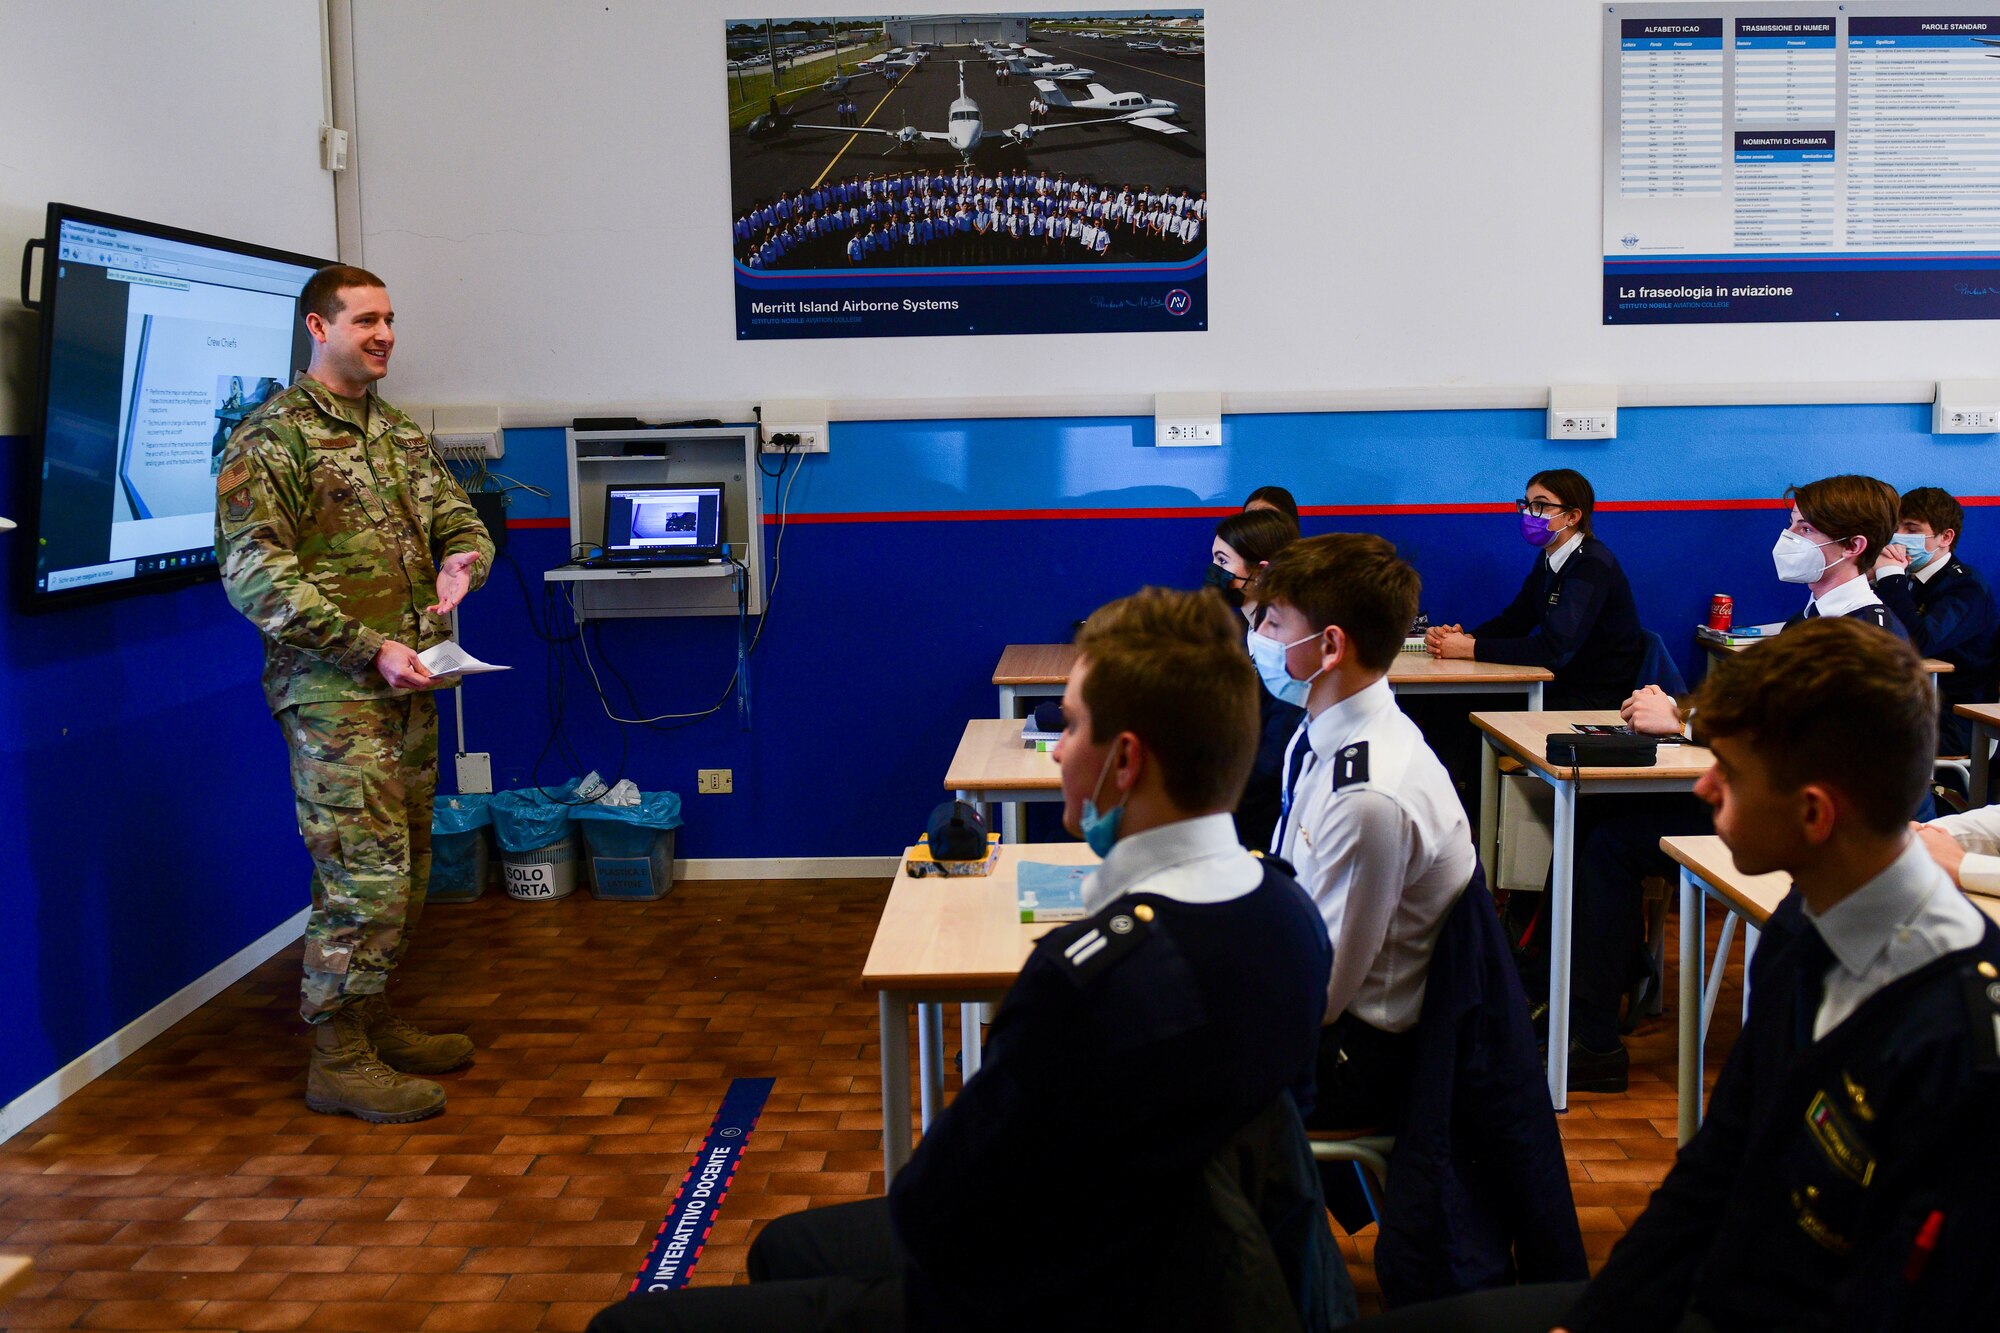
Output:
(216, 265), (494, 1123)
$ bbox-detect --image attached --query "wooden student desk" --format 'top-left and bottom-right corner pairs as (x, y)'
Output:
(1956, 701), (2000, 805)
(1662, 834), (2000, 1144)
(993, 643), (1552, 718)
(1699, 631), (1952, 692)
(1471, 710), (1718, 1110)
(1659, 835), (1791, 1145)
(861, 841), (1097, 1175)
(945, 718), (1063, 842)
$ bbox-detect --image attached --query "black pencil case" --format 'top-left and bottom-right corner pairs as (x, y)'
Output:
(1544, 733), (1659, 767)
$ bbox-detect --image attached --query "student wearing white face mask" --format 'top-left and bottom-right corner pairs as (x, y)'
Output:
(1774, 474), (1907, 638)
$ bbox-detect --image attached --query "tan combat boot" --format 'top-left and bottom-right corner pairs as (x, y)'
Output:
(305, 1006), (446, 1123)
(354, 992), (475, 1075)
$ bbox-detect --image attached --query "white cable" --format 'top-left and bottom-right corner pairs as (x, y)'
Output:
(565, 581), (734, 724)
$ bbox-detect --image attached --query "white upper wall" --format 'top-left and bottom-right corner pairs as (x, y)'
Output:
(344, 0), (2000, 416)
(0, 0), (336, 436)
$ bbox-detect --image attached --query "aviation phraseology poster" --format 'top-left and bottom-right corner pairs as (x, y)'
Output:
(726, 11), (1206, 339)
(1606, 1), (2000, 324)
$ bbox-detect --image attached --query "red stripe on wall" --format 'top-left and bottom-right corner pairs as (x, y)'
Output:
(512, 495), (2000, 530)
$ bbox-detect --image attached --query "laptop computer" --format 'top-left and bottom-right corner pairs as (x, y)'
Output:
(597, 483), (728, 566)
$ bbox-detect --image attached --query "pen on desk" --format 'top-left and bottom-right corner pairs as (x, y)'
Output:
(1902, 1208), (1944, 1282)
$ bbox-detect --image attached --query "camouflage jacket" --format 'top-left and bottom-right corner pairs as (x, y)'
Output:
(215, 374), (494, 715)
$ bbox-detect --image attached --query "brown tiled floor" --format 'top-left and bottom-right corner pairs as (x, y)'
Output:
(0, 879), (1746, 1330)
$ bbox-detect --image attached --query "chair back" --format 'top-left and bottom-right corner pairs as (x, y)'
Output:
(1636, 629), (1688, 696)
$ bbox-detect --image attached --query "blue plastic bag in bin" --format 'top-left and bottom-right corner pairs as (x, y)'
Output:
(429, 794), (493, 902)
(489, 788), (579, 853)
(571, 792), (684, 901)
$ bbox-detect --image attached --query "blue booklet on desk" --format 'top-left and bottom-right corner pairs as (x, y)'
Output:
(1017, 861), (1092, 923)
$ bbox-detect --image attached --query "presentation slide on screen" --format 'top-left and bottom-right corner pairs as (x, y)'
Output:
(1604, 3), (2000, 324)
(106, 278), (292, 561)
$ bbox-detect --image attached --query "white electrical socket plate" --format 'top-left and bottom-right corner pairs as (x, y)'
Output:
(761, 426), (829, 454)
(1546, 411), (1617, 440)
(1156, 419), (1221, 447)
(436, 430), (504, 459)
(1933, 405), (2000, 433)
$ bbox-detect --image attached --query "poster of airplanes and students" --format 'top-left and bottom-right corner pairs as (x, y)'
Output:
(726, 11), (1207, 339)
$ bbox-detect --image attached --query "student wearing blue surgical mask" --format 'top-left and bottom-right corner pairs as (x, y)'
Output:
(1425, 469), (1646, 711)
(1207, 508), (1303, 850)
(1874, 486), (1998, 756)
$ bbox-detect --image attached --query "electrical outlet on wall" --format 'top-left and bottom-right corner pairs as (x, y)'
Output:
(1546, 386), (1618, 440)
(761, 398), (831, 453)
(697, 768), (734, 794)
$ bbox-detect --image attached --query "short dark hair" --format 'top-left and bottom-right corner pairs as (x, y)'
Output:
(1253, 533), (1421, 673)
(298, 264), (387, 327)
(1075, 587), (1259, 813)
(1786, 475), (1895, 573)
(1213, 508), (1298, 567)
(1243, 485), (1299, 524)
(1900, 486), (1965, 544)
(1527, 468), (1596, 536)
(1690, 618), (1933, 836)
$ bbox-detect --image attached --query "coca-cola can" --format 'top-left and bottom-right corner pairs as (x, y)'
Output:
(1708, 594), (1733, 633)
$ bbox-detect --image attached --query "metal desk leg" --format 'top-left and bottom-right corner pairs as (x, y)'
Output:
(879, 991), (912, 1177)
(1001, 802), (1022, 844)
(999, 684), (1018, 719)
(1526, 681), (1545, 711)
(1975, 722), (1993, 809)
(1677, 869), (1703, 1144)
(1742, 924), (1761, 1023)
(960, 1003), (983, 1081)
(1477, 737), (1500, 886)
(917, 1003), (945, 1130)
(1546, 777), (1577, 1111)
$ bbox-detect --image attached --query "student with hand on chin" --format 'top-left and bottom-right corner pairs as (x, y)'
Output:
(1425, 469), (1645, 711)
(1872, 486), (1999, 755)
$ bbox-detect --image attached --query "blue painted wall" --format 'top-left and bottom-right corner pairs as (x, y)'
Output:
(0, 437), (309, 1111)
(10, 400), (2000, 1110)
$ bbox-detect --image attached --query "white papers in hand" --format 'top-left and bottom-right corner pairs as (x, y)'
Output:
(418, 641), (511, 676)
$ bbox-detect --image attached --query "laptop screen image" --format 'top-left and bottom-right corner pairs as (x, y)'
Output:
(602, 484), (726, 560)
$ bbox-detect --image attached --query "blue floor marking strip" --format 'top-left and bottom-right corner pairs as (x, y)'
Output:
(628, 1076), (777, 1295)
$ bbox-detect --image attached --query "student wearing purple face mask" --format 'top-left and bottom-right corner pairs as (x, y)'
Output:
(1426, 469), (1646, 710)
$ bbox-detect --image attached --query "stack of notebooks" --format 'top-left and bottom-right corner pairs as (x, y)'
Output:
(1022, 717), (1062, 752)
(1695, 621), (1786, 648)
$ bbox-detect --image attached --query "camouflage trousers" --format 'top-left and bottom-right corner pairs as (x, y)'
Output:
(277, 693), (438, 1022)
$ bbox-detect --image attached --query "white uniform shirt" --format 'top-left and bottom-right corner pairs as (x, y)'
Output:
(1802, 837), (1987, 1039)
(1925, 801), (2000, 895)
(1276, 676), (1476, 1031)
(1081, 812), (1262, 915)
(1805, 572), (1886, 620)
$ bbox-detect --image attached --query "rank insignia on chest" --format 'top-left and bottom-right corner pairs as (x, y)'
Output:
(1334, 742), (1369, 790)
(1805, 1089), (1876, 1186)
(1547, 592), (1561, 606)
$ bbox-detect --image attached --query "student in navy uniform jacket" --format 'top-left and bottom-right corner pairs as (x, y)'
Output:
(1352, 618), (2000, 1333)
(590, 588), (1346, 1333)
(1204, 506), (1304, 852)
(1425, 469), (1646, 711)
(1775, 474), (1907, 638)
(1873, 486), (2000, 755)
